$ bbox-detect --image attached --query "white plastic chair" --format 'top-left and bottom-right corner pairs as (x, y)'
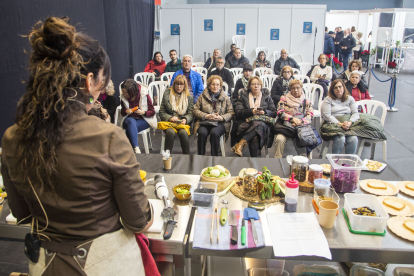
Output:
(255, 47), (269, 58)
(303, 83), (323, 124)
(253, 68), (273, 77)
(114, 105), (153, 154)
(356, 100), (387, 161)
(293, 74), (310, 84)
(273, 51), (280, 64)
(148, 81), (169, 113)
(292, 68), (300, 75)
(234, 73), (243, 85)
(260, 74), (278, 90)
(161, 72), (175, 83)
(134, 72), (155, 86)
(222, 82), (229, 96)
(289, 54), (303, 64)
(192, 66), (208, 76)
(298, 62), (313, 76)
(192, 62), (205, 68)
(229, 68), (243, 78)
(199, 72), (207, 87)
(232, 35), (246, 55)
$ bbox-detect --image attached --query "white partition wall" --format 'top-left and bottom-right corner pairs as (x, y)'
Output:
(160, 4), (326, 65)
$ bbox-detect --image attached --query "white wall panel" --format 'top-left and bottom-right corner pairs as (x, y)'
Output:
(290, 6), (326, 64)
(326, 13), (359, 32)
(357, 13), (369, 49)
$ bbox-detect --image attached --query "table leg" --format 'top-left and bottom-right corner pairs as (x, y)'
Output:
(174, 254), (185, 276)
(190, 255), (204, 276)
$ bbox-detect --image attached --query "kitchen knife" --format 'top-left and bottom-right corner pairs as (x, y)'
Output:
(241, 216), (246, 246)
(229, 210), (238, 245)
(163, 204), (178, 240)
(245, 208), (260, 245)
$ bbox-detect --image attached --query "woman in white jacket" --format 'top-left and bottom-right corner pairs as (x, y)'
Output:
(310, 54), (332, 99)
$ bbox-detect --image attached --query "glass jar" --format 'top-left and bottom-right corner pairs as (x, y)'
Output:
(243, 168), (258, 196)
(291, 156), (308, 182)
(308, 164), (323, 184)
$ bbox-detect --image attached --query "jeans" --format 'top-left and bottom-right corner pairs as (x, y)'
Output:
(341, 53), (352, 71)
(334, 45), (342, 61)
(123, 117), (150, 148)
(332, 135), (358, 154)
(197, 123), (226, 156)
(274, 134), (307, 158)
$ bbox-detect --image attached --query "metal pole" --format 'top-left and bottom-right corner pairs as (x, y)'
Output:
(387, 71), (398, 112)
(204, 52), (206, 63)
(367, 64), (373, 97)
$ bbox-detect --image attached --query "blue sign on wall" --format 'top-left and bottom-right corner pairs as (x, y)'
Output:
(171, 24), (180, 35)
(270, 29), (279, 40)
(204, 20), (213, 31)
(303, 22), (312, 33)
(237, 24), (246, 35)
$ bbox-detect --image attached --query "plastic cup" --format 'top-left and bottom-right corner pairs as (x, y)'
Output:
(319, 200), (339, 228)
(163, 157), (172, 170)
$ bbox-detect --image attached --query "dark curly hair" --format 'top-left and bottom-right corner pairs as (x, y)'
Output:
(15, 16), (111, 192)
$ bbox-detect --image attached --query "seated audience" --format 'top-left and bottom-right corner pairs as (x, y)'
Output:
(272, 80), (315, 158)
(159, 75), (193, 154)
(97, 79), (117, 123)
(193, 75), (234, 156)
(232, 76), (276, 157)
(171, 55), (204, 103)
(309, 54), (332, 98)
(270, 65), (294, 108)
(121, 79), (157, 153)
(225, 48), (250, 69)
(232, 63), (253, 103)
(164, 49), (182, 73)
(253, 51), (271, 71)
(338, 59), (368, 90)
(273, 49), (300, 75)
(345, 71), (371, 112)
(321, 79), (359, 154)
(208, 57), (234, 92)
(144, 51), (166, 80)
(339, 29), (356, 71)
(204, 48), (221, 73)
(225, 43), (236, 62)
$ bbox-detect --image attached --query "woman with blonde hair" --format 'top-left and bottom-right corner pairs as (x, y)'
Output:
(159, 75), (194, 154)
(270, 65), (294, 107)
(338, 59), (368, 90)
(97, 79), (117, 123)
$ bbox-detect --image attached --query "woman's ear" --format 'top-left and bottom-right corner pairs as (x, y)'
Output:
(85, 72), (95, 92)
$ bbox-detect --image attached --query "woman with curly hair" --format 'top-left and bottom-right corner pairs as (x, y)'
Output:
(1, 17), (153, 275)
(98, 79), (117, 123)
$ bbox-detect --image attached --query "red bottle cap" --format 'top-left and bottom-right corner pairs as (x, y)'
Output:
(286, 173), (299, 188)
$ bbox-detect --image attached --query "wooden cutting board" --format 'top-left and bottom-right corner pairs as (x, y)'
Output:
(299, 172), (328, 193)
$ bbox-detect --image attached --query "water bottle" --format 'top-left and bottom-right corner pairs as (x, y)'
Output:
(285, 173), (299, 212)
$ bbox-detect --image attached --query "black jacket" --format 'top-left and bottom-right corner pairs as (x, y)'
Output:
(225, 55), (250, 69)
(208, 67), (234, 92)
(225, 51), (233, 62)
(324, 33), (335, 55)
(345, 79), (367, 94)
(270, 77), (292, 107)
(232, 78), (246, 103)
(334, 30), (344, 43)
(273, 57), (300, 75)
(338, 70), (368, 90)
(339, 35), (356, 55)
(101, 95), (117, 124)
(203, 57), (216, 72)
(234, 88), (276, 121)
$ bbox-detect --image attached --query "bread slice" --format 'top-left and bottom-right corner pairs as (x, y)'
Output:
(367, 180), (387, 190)
(403, 221), (414, 233)
(406, 183), (414, 191)
(383, 199), (406, 211)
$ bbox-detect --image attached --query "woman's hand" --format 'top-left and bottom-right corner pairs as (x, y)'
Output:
(291, 118), (302, 125)
(135, 109), (145, 115)
(205, 114), (213, 120)
(181, 118), (187, 125)
(215, 115), (224, 121)
(126, 109), (132, 115)
(170, 116), (179, 123)
(252, 108), (265, 115)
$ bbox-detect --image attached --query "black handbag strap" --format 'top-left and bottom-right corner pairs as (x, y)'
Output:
(302, 99), (306, 117)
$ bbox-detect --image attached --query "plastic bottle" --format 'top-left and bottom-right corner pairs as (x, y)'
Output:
(285, 173), (299, 212)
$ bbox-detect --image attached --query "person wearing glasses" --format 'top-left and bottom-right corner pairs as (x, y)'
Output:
(193, 75), (234, 156)
(207, 57), (234, 92)
(232, 76), (276, 157)
(270, 65), (294, 107)
(253, 51), (271, 72)
(321, 79), (359, 154)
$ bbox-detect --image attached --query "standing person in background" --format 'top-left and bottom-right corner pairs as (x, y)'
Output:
(351, 26), (357, 38)
(144, 51), (166, 81)
(324, 31), (335, 55)
(164, 49), (182, 73)
(170, 55), (204, 103)
(204, 49), (221, 73)
(225, 48), (250, 69)
(325, 26), (328, 33)
(253, 51), (271, 71)
(273, 49), (300, 75)
(340, 29), (356, 71)
(353, 32), (363, 60)
(208, 57), (234, 92)
(225, 43), (236, 62)
(334, 27), (344, 62)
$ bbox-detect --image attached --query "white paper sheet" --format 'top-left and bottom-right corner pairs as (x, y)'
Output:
(266, 213), (332, 260)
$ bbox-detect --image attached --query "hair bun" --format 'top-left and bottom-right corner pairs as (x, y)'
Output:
(30, 17), (76, 59)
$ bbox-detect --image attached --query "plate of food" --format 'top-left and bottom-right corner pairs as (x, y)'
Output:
(378, 196), (414, 216)
(362, 159), (387, 172)
(360, 179), (399, 196)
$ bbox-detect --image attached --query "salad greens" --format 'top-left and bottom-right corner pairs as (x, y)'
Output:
(258, 167), (280, 200)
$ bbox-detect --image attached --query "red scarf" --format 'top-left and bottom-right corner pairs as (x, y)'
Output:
(135, 233), (161, 276)
(98, 92), (108, 103)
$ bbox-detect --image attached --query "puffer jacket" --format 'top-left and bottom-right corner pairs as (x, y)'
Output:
(159, 88), (194, 124)
(324, 33), (335, 55)
(339, 35), (356, 55)
(193, 88), (235, 141)
(225, 55), (250, 69)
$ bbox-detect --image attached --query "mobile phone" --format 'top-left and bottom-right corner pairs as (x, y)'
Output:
(256, 107), (264, 111)
(176, 120), (183, 123)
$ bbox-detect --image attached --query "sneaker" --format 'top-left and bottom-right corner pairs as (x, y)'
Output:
(134, 147), (141, 154)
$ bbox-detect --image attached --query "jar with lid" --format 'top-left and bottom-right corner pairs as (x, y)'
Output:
(308, 164), (323, 184)
(290, 156), (308, 182)
(243, 168), (258, 196)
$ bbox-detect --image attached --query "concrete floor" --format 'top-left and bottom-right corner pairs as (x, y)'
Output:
(1, 68), (413, 276)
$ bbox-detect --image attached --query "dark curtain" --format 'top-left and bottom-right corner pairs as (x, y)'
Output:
(0, 0), (155, 145)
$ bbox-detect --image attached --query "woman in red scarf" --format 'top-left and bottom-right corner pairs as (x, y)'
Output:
(144, 51), (166, 81)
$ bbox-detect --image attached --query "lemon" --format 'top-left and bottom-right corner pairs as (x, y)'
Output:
(140, 170), (147, 180)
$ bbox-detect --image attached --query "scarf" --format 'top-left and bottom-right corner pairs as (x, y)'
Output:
(320, 64), (326, 69)
(282, 77), (293, 94)
(285, 92), (305, 113)
(249, 91), (262, 109)
(241, 76), (249, 89)
(169, 89), (188, 116)
(209, 90), (221, 112)
(98, 92), (107, 103)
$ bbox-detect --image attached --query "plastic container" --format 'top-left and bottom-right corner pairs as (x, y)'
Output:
(344, 194), (389, 233)
(314, 179), (331, 189)
(190, 182), (217, 208)
(350, 265), (385, 276)
(291, 156), (308, 182)
(327, 154), (366, 193)
(285, 174), (299, 212)
(248, 268), (290, 276)
(314, 187), (339, 208)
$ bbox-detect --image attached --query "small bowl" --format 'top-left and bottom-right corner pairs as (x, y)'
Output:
(173, 184), (192, 201)
(200, 167), (232, 192)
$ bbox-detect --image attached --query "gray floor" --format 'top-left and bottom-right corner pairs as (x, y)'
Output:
(1, 68), (413, 276)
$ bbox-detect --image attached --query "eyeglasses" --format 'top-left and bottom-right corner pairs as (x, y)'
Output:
(251, 83), (261, 86)
(282, 71), (292, 74)
(210, 83), (221, 87)
(175, 83), (184, 86)
(216, 62), (224, 64)
(291, 86), (302, 90)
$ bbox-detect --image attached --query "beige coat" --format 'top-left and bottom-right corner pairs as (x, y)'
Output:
(193, 88), (234, 141)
